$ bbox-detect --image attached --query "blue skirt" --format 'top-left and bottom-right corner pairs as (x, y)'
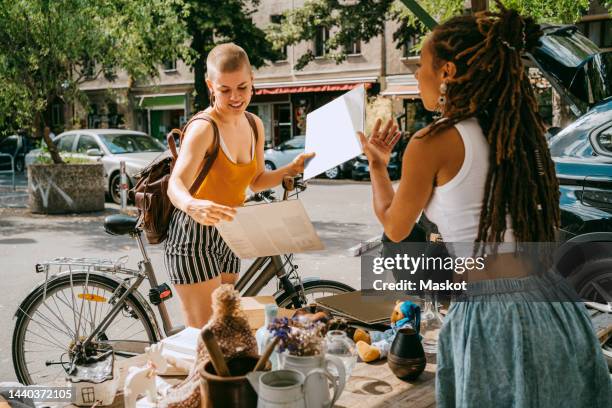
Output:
(436, 273), (612, 408)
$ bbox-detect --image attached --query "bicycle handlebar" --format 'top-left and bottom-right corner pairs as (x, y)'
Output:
(245, 175), (307, 204)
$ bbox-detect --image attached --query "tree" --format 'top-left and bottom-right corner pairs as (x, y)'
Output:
(183, 0), (281, 110)
(0, 0), (190, 163)
(267, 0), (599, 71)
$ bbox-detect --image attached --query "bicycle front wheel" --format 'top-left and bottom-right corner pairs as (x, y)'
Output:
(12, 273), (159, 385)
(275, 279), (355, 309)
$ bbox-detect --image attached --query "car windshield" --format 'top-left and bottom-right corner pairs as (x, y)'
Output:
(100, 134), (164, 154)
(540, 28), (600, 68)
(281, 136), (305, 150)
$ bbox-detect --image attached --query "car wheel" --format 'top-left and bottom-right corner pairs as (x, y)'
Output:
(265, 161), (276, 171)
(109, 172), (131, 205)
(325, 166), (341, 180)
(567, 258), (612, 304)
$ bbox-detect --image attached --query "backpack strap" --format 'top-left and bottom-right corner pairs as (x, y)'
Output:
(184, 113), (220, 196)
(244, 111), (259, 143)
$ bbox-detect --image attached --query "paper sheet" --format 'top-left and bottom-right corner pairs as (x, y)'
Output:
(303, 85), (365, 180)
(215, 200), (324, 259)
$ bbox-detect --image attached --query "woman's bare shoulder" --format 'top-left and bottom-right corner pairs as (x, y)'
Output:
(180, 116), (215, 154)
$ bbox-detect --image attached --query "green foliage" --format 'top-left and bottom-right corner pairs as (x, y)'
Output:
(269, 0), (596, 70)
(182, 0), (281, 109)
(34, 141), (91, 164)
(0, 0), (190, 137)
(496, 0), (591, 24)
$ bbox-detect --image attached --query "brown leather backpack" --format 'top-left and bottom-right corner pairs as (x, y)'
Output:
(131, 111), (258, 244)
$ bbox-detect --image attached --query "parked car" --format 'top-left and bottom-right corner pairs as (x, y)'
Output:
(0, 135), (33, 173)
(264, 135), (352, 179)
(351, 152), (401, 181)
(522, 25), (611, 301)
(25, 129), (165, 204)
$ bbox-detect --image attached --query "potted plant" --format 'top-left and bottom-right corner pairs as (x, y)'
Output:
(28, 142), (105, 214)
(268, 317), (346, 407)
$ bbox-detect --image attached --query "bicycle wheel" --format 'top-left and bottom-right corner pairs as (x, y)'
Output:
(12, 273), (159, 385)
(275, 279), (355, 309)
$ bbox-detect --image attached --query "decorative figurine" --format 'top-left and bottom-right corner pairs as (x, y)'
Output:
(353, 300), (421, 362)
(159, 285), (258, 408)
(123, 343), (167, 408)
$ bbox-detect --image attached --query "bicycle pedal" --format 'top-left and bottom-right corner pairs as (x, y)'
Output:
(149, 283), (173, 305)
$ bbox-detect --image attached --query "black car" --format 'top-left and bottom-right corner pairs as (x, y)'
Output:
(524, 25), (612, 303)
(351, 152), (401, 181)
(0, 135), (32, 173)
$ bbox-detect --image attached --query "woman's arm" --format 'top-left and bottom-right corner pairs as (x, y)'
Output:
(361, 122), (443, 242)
(249, 116), (314, 192)
(167, 120), (236, 225)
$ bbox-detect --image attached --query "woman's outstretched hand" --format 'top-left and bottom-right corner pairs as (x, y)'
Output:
(186, 199), (237, 226)
(289, 152), (316, 175)
(357, 118), (401, 167)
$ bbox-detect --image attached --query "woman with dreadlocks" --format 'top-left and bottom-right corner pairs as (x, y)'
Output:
(360, 3), (611, 406)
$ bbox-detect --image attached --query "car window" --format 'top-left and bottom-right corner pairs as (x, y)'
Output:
(0, 136), (17, 154)
(283, 137), (305, 150)
(76, 135), (99, 152)
(57, 134), (76, 152)
(99, 134), (164, 154)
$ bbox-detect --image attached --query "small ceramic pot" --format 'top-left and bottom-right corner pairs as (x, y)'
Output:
(388, 327), (426, 381)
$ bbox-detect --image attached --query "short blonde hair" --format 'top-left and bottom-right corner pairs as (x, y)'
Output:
(206, 43), (251, 80)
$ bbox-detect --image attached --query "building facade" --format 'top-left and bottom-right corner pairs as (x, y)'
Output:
(69, 0), (610, 145)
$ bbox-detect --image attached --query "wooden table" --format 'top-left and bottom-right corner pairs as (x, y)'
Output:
(335, 356), (436, 408)
(53, 353), (435, 408)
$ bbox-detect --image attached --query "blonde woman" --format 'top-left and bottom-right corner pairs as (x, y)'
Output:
(166, 43), (314, 328)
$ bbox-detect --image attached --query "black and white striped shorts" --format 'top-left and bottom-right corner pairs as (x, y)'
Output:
(163, 208), (240, 285)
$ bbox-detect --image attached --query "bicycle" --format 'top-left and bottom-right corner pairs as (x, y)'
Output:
(12, 176), (354, 385)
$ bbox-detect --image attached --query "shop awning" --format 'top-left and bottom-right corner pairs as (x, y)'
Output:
(380, 84), (420, 98)
(255, 82), (372, 95)
(139, 94), (185, 110)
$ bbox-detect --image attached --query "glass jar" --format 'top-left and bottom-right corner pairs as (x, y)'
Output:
(420, 296), (444, 354)
(324, 330), (357, 382)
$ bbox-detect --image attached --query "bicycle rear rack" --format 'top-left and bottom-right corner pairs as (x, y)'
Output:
(35, 256), (133, 301)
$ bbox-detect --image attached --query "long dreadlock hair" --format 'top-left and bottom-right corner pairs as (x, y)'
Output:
(423, 1), (560, 245)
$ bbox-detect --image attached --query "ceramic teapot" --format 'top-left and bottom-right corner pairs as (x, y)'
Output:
(247, 368), (338, 408)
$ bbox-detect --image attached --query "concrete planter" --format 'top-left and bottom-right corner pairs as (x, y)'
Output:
(28, 163), (105, 214)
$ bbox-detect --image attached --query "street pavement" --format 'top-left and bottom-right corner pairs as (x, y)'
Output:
(0, 174), (383, 382)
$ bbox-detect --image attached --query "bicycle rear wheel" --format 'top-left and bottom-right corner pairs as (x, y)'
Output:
(12, 273), (159, 385)
(275, 279), (354, 309)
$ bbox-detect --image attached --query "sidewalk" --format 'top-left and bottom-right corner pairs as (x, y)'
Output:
(0, 172), (28, 208)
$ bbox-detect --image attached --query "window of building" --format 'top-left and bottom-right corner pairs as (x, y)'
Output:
(344, 39), (361, 55)
(163, 59), (177, 72)
(83, 59), (96, 80)
(402, 33), (420, 58)
(52, 102), (63, 127)
(314, 26), (329, 58)
(270, 15), (288, 61)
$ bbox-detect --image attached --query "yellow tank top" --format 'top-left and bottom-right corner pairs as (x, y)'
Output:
(192, 133), (258, 207)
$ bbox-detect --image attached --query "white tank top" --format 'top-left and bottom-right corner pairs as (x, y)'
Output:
(423, 117), (515, 245)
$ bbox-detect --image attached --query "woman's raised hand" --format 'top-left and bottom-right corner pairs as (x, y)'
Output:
(186, 199), (237, 226)
(289, 152), (316, 176)
(357, 118), (401, 167)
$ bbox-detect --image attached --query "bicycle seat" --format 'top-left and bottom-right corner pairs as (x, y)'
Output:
(104, 214), (139, 236)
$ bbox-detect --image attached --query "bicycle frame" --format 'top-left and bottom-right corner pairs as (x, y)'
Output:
(235, 254), (304, 308)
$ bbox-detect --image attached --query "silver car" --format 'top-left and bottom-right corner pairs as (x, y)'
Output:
(25, 129), (165, 203)
(264, 135), (305, 171)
